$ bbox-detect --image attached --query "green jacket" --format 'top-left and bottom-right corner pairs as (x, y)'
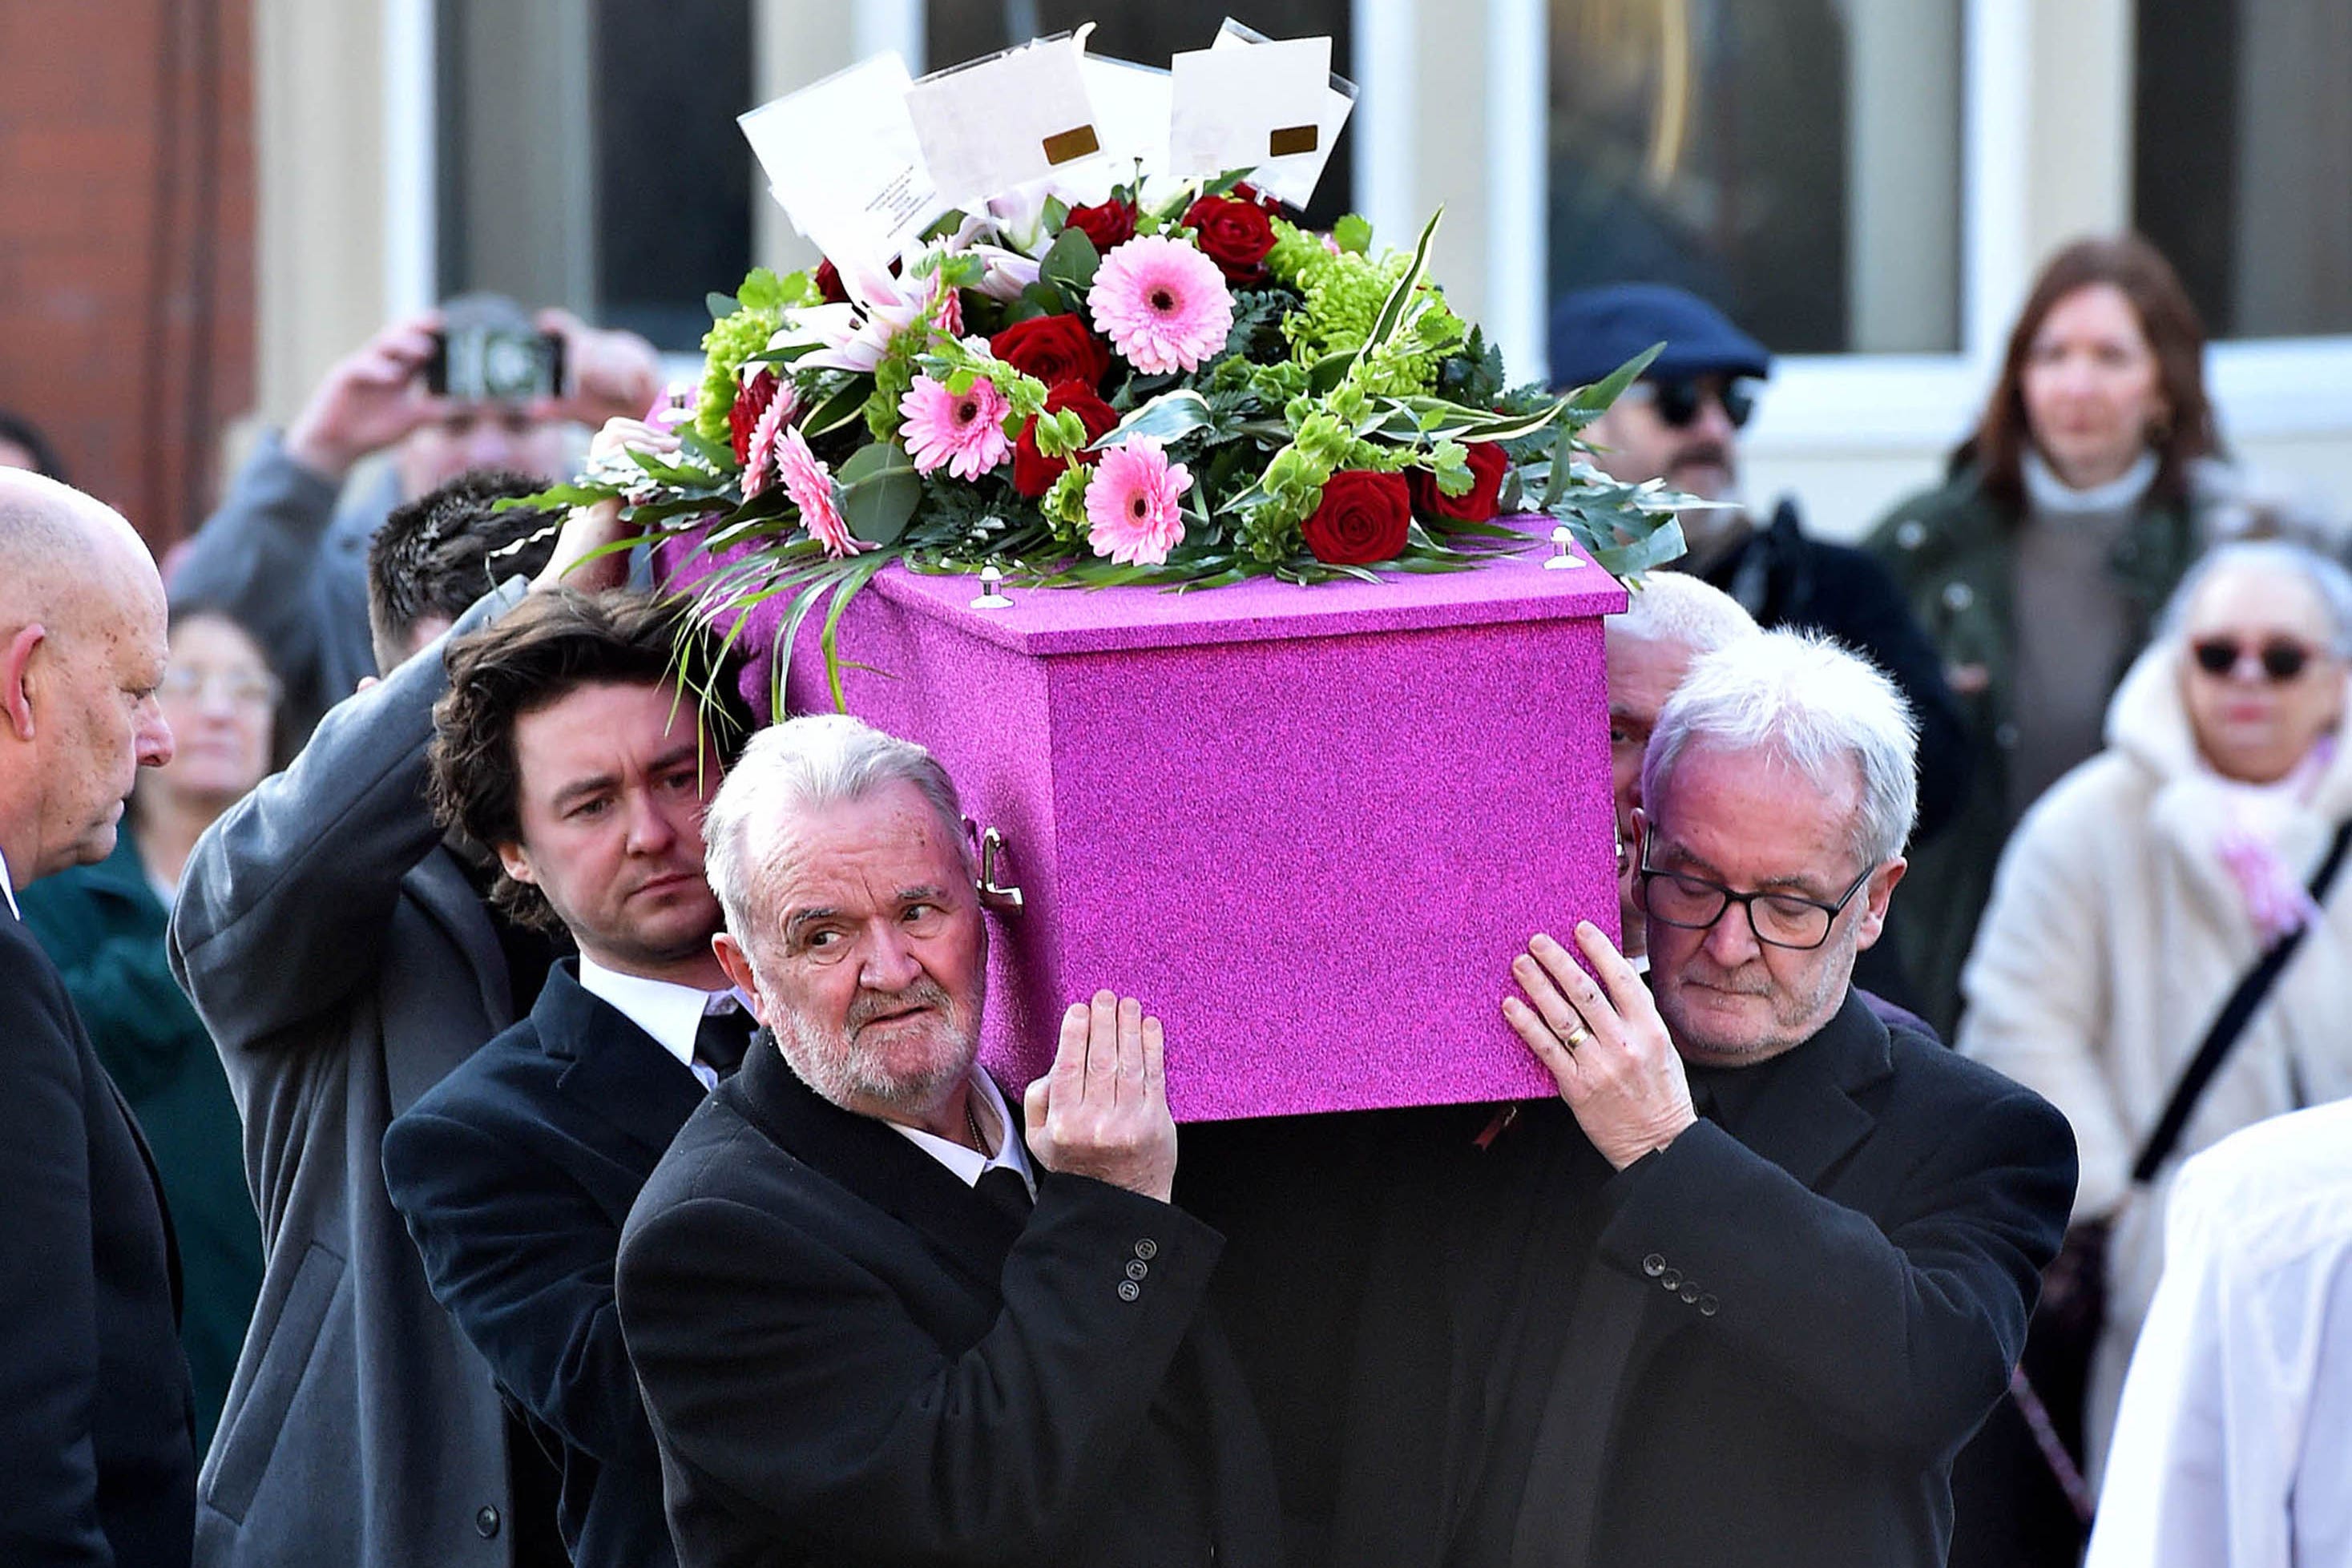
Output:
(1863, 467), (2200, 1038)
(18, 829), (264, 1452)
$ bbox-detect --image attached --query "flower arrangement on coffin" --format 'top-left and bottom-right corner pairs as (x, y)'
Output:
(533, 174), (1684, 708)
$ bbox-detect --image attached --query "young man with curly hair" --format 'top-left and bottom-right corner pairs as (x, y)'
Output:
(382, 589), (750, 1568)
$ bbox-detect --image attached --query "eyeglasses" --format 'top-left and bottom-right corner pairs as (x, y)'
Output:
(1636, 840), (1874, 951)
(2189, 635), (2322, 683)
(1627, 377), (1758, 431)
(159, 667), (281, 708)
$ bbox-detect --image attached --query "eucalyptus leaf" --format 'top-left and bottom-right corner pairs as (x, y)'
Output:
(1040, 226), (1101, 292)
(706, 291), (741, 322)
(1585, 515), (1688, 575)
(837, 442), (921, 545)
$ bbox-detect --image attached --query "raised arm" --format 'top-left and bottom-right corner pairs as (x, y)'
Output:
(168, 578), (524, 1054)
(1592, 1086), (2075, 1452)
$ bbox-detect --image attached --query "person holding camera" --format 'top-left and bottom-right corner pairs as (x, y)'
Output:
(171, 296), (660, 744)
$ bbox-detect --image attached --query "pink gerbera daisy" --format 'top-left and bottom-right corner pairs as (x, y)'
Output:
(898, 374), (1011, 480)
(775, 426), (867, 558)
(1087, 236), (1235, 374)
(738, 379), (803, 498)
(1083, 436), (1192, 566)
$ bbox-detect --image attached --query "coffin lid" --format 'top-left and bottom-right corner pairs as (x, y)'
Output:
(875, 524), (1629, 657)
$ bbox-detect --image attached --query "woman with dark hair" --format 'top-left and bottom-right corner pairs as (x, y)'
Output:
(18, 605), (284, 1451)
(1866, 234), (2311, 1037)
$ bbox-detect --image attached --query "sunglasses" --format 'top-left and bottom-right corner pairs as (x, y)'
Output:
(1633, 378), (1757, 431)
(2189, 635), (2321, 682)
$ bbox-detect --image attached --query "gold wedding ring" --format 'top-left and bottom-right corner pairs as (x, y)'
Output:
(1560, 1022), (1592, 1051)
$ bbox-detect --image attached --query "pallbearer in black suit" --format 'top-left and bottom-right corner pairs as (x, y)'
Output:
(0, 470), (195, 1566)
(1334, 631), (2079, 1568)
(617, 714), (1282, 1568)
(382, 587), (753, 1568)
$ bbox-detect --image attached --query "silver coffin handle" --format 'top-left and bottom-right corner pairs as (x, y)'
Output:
(975, 825), (1025, 913)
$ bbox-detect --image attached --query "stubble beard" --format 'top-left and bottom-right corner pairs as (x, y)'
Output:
(773, 973), (987, 1117)
(1659, 937), (1851, 1066)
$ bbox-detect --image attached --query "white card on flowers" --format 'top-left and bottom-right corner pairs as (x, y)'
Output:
(740, 54), (944, 276)
(1168, 34), (1329, 179)
(903, 34), (1107, 207)
(1083, 54), (1173, 185)
(1204, 21), (1354, 209)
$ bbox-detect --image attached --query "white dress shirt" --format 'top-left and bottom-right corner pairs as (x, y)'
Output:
(2086, 1099), (2352, 1568)
(575, 955), (749, 1094)
(0, 844), (18, 920)
(890, 1068), (1037, 1197)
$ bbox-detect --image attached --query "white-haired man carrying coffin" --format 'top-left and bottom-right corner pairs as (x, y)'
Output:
(615, 714), (1281, 1568)
(1335, 631), (2079, 1568)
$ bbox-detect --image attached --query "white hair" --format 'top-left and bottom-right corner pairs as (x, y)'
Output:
(700, 714), (970, 939)
(2157, 539), (2352, 657)
(1609, 571), (1759, 656)
(1641, 629), (1919, 866)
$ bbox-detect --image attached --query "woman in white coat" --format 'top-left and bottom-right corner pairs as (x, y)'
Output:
(1959, 538), (2352, 1480)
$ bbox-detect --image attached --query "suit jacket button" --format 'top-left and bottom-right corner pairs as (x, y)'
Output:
(1895, 520), (1926, 550)
(1117, 1280), (1141, 1303)
(1659, 1268), (1682, 1291)
(1941, 580), (1975, 612)
(1641, 1253), (1667, 1277)
(1680, 1284), (1700, 1304)
(1135, 1239), (1159, 1260)
(475, 1505), (501, 1538)
(1699, 1295), (1721, 1317)
(1126, 1260), (1149, 1281)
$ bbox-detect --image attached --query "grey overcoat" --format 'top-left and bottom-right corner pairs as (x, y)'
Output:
(171, 581), (530, 1568)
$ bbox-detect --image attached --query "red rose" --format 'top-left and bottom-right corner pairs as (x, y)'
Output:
(1063, 199), (1137, 253)
(989, 314), (1111, 390)
(812, 258), (848, 304)
(1183, 194), (1277, 285)
(1011, 381), (1120, 498)
(728, 369), (783, 466)
(1409, 442), (1510, 522)
(1230, 181), (1285, 214)
(1302, 470), (1413, 566)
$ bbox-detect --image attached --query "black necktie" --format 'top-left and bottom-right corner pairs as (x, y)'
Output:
(692, 1006), (756, 1080)
(974, 1165), (1034, 1223)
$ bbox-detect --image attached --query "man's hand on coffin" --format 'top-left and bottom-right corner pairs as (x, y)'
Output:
(1503, 921), (1697, 1171)
(533, 417), (670, 594)
(1022, 990), (1178, 1203)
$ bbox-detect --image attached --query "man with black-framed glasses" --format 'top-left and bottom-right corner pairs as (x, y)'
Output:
(1332, 629), (2077, 1568)
(1552, 283), (1973, 876)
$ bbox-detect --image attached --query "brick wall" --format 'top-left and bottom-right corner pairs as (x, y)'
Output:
(0, 0), (255, 550)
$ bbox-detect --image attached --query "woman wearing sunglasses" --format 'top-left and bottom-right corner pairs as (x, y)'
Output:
(1956, 540), (2352, 1508)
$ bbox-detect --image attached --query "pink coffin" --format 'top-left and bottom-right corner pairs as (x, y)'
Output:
(778, 524), (1628, 1122)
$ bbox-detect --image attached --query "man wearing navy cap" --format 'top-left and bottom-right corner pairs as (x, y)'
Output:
(1555, 283), (1971, 871)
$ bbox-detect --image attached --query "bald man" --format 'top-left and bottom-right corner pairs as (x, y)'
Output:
(0, 470), (196, 1566)
(1606, 574), (1760, 965)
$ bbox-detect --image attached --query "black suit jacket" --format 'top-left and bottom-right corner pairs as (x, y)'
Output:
(0, 904), (196, 1566)
(382, 958), (705, 1568)
(615, 1037), (1285, 1568)
(1334, 993), (2077, 1568)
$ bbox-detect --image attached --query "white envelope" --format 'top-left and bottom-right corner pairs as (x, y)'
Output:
(1168, 35), (1330, 179)
(903, 33), (1109, 208)
(1204, 20), (1355, 209)
(739, 54), (946, 276)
